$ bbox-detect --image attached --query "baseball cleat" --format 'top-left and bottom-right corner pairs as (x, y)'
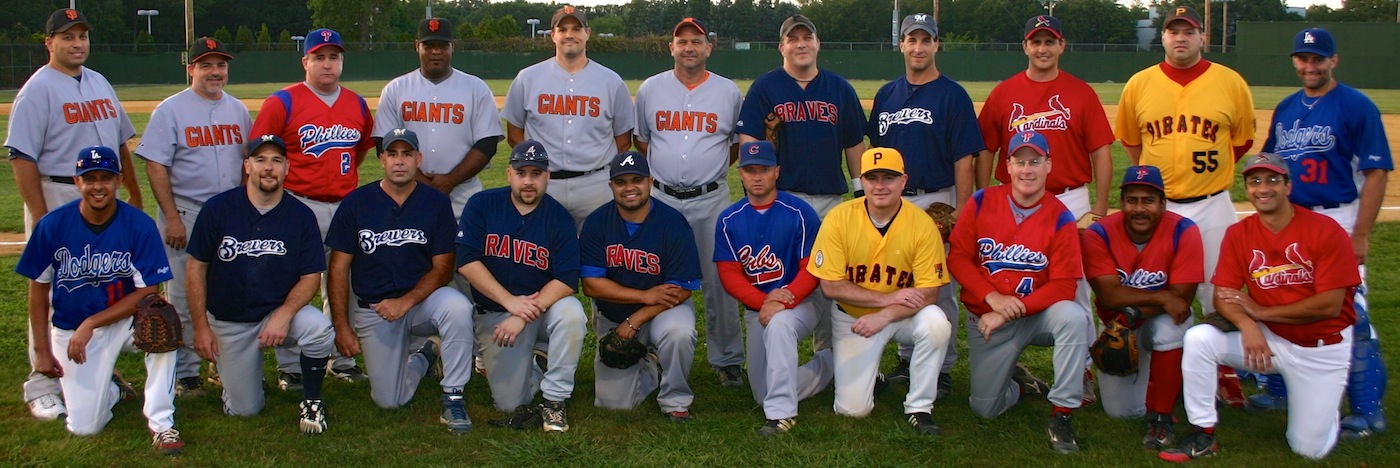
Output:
(278, 372), (304, 392)
(1159, 426), (1218, 462)
(440, 391), (472, 434)
(328, 365), (369, 383)
(299, 399), (327, 434)
(667, 410), (692, 423)
(905, 412), (941, 435)
(151, 428), (185, 455)
(757, 418), (796, 436)
(1246, 393), (1287, 411)
(1142, 412), (1175, 450)
(717, 365), (744, 388)
(873, 372), (890, 395)
(1013, 363), (1051, 396)
(1341, 413), (1387, 439)
(176, 377), (205, 399)
(473, 355), (488, 378)
(112, 374), (138, 401)
(1081, 369), (1098, 406)
(1047, 412), (1079, 454)
(488, 405), (542, 430)
(27, 393), (66, 421)
(205, 368), (222, 387)
(936, 373), (952, 401)
(887, 358), (911, 385)
(533, 349), (549, 373)
(541, 399), (570, 432)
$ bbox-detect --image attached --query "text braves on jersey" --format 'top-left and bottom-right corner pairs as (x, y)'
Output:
(483, 234), (551, 270)
(606, 244), (661, 275)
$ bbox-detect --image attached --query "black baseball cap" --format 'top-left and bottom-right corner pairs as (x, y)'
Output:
(46, 8), (89, 35)
(610, 151), (650, 179)
(1023, 15), (1063, 40)
(381, 128), (420, 152)
(419, 17), (453, 43)
(1163, 5), (1202, 30)
(245, 134), (287, 159)
(900, 14), (937, 38)
(189, 37), (233, 63)
(510, 140), (550, 170)
(551, 5), (587, 29)
(779, 15), (816, 38)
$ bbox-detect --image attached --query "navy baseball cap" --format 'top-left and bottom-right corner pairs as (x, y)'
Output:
(1008, 130), (1051, 158)
(510, 140), (550, 170)
(245, 134), (286, 158)
(381, 128), (420, 152)
(780, 14), (817, 38)
(75, 146), (120, 175)
(419, 17), (453, 43)
(306, 28), (344, 54)
(610, 151), (650, 179)
(1163, 5), (1202, 30)
(1120, 165), (1165, 193)
(1240, 153), (1289, 176)
(46, 8), (89, 35)
(900, 14), (937, 38)
(1293, 28), (1335, 58)
(1024, 15), (1063, 40)
(551, 5), (587, 29)
(739, 141), (777, 167)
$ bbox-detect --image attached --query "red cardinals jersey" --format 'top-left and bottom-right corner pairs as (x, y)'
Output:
(979, 71), (1115, 193)
(1081, 211), (1204, 322)
(1212, 206), (1359, 345)
(949, 185), (1083, 316)
(252, 84), (374, 201)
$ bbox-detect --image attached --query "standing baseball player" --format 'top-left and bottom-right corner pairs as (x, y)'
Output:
(715, 141), (834, 435)
(866, 13), (982, 395)
(504, 5), (636, 229)
(252, 27), (374, 387)
(1082, 165), (1203, 449)
(6, 8), (143, 420)
(947, 131), (1093, 454)
(580, 151), (701, 421)
(17, 146), (181, 454)
(375, 17), (502, 220)
(634, 17), (745, 388)
(136, 36), (251, 399)
(456, 140), (586, 433)
(807, 147), (952, 435)
(185, 135), (334, 433)
(1159, 153), (1359, 462)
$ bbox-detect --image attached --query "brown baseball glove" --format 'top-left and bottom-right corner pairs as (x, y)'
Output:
(1091, 313), (1139, 377)
(1200, 312), (1239, 333)
(1076, 212), (1103, 231)
(925, 202), (956, 241)
(598, 330), (648, 369)
(133, 294), (183, 354)
(763, 112), (784, 148)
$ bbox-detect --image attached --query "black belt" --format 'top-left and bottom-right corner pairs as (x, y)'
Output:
(1295, 332), (1344, 348)
(654, 180), (721, 200)
(550, 167), (605, 180)
(476, 307), (504, 316)
(1310, 202), (1343, 210)
(1168, 190), (1225, 204)
(902, 186), (950, 197)
(357, 300), (373, 309)
(48, 176), (74, 184)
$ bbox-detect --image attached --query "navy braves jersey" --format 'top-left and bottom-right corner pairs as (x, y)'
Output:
(1263, 83), (1394, 207)
(455, 187), (581, 312)
(866, 75), (984, 191)
(16, 201), (172, 330)
(326, 182), (457, 303)
(580, 198), (702, 323)
(737, 68), (866, 195)
(187, 188), (327, 322)
(713, 191), (821, 293)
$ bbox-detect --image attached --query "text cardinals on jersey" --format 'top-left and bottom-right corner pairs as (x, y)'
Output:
(1249, 243), (1315, 289)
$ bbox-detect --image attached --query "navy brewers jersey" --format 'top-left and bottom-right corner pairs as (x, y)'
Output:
(867, 75), (983, 191)
(455, 188), (581, 312)
(326, 182), (457, 303)
(580, 198), (702, 323)
(737, 68), (866, 195)
(187, 188), (327, 322)
(16, 201), (172, 330)
(1263, 83), (1394, 208)
(713, 191), (821, 293)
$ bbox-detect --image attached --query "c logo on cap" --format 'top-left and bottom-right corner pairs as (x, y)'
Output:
(747, 144), (759, 155)
(65, 9), (78, 20)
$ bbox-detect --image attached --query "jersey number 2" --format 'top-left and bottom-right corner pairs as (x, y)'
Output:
(1015, 278), (1034, 297)
(340, 154), (351, 175)
(1299, 159), (1329, 184)
(1191, 150), (1220, 174)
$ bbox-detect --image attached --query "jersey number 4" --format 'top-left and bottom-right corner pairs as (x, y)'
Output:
(1191, 150), (1220, 174)
(1015, 278), (1034, 297)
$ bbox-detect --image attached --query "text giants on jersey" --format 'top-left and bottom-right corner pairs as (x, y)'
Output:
(400, 101), (466, 124)
(537, 94), (600, 117)
(184, 125), (245, 148)
(653, 110), (719, 133)
(63, 99), (120, 124)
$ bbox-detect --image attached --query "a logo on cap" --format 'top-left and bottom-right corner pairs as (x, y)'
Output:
(914, 14), (927, 22)
(261, 135), (275, 142)
(429, 19), (440, 32)
(620, 154), (636, 166)
(1175, 7), (1187, 15)
(321, 30), (332, 41)
(1304, 31), (1315, 44)
(563, 5), (575, 14)
(1136, 168), (1149, 180)
(1035, 16), (1050, 27)
(65, 9), (78, 20)
(525, 145), (538, 155)
(205, 38), (217, 50)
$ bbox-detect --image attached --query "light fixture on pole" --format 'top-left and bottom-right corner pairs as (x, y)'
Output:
(891, 0), (900, 48)
(1039, 0), (1060, 17)
(137, 9), (159, 36)
(527, 18), (540, 39)
(291, 35), (306, 52)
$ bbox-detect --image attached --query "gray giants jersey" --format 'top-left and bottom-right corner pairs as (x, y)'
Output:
(5, 66), (136, 177)
(503, 59), (635, 172)
(135, 88), (251, 202)
(374, 68), (503, 175)
(634, 71), (741, 187)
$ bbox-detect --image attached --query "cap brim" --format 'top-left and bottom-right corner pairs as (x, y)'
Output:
(510, 160), (549, 170)
(1291, 47), (1334, 57)
(1242, 165), (1288, 176)
(739, 160), (776, 167)
(246, 141), (285, 158)
(306, 43), (345, 54)
(419, 35), (453, 43)
(901, 25), (937, 38)
(1008, 143), (1050, 158)
(674, 23), (706, 36)
(190, 51), (233, 63)
(861, 168), (903, 177)
(1164, 18), (1201, 29)
(1024, 27), (1062, 40)
(1120, 181), (1164, 191)
(50, 21), (89, 34)
(610, 170), (649, 179)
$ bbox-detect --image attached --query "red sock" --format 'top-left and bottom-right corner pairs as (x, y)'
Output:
(1146, 349), (1184, 414)
(1051, 405), (1073, 416)
(1202, 426), (1215, 435)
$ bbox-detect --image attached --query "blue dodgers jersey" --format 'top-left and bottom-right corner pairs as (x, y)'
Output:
(187, 188), (327, 322)
(16, 201), (173, 330)
(737, 68), (867, 195)
(866, 75), (984, 191)
(455, 188), (580, 311)
(326, 182), (457, 303)
(1264, 83), (1394, 207)
(579, 198), (702, 323)
(713, 191), (821, 294)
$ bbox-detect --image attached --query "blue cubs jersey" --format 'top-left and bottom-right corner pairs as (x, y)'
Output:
(1264, 83), (1393, 207)
(580, 198), (702, 323)
(16, 201), (172, 330)
(326, 182), (457, 303)
(187, 188), (327, 322)
(713, 191), (821, 293)
(867, 75), (984, 191)
(737, 68), (867, 195)
(455, 187), (581, 312)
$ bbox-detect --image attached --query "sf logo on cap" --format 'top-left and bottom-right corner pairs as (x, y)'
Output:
(429, 19), (441, 32)
(206, 38), (217, 49)
(563, 5), (575, 14)
(65, 9), (78, 20)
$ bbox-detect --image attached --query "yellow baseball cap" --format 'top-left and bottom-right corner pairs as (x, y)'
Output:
(860, 147), (905, 176)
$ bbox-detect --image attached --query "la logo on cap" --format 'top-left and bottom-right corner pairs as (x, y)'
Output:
(1304, 31), (1315, 43)
(90, 149), (104, 160)
(620, 154), (636, 166)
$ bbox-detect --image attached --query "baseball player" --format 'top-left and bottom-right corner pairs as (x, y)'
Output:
(866, 13), (983, 396)
(6, 8), (144, 420)
(185, 135), (335, 434)
(634, 17), (745, 388)
(503, 5), (636, 230)
(375, 17), (502, 220)
(947, 131), (1093, 454)
(326, 129), (475, 434)
(135, 36), (251, 399)
(17, 146), (181, 454)
(456, 140), (586, 433)
(715, 141), (834, 435)
(1159, 153), (1359, 462)
(252, 27), (374, 387)
(580, 151), (701, 421)
(807, 147), (952, 435)
(1081, 165), (1203, 449)
(1249, 28), (1393, 438)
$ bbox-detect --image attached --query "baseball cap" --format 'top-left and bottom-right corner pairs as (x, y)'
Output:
(1293, 28), (1335, 58)
(738, 141), (777, 167)
(75, 146), (120, 175)
(245, 134), (286, 158)
(1240, 152), (1289, 176)
(189, 37), (233, 63)
(551, 5), (587, 29)
(900, 13), (938, 38)
(1023, 15), (1063, 40)
(1007, 130), (1051, 158)
(419, 17), (453, 43)
(779, 14), (817, 38)
(1120, 165), (1165, 193)
(610, 151), (650, 179)
(860, 147), (905, 177)
(381, 128), (420, 152)
(305, 28), (344, 54)
(510, 140), (550, 170)
(673, 17), (708, 36)
(46, 8), (89, 35)
(1163, 5), (1202, 30)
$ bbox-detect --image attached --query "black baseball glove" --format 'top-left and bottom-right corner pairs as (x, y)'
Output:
(133, 294), (183, 353)
(598, 330), (648, 369)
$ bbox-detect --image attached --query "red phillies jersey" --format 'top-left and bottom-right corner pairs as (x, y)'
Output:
(979, 71), (1115, 193)
(949, 185), (1083, 316)
(1213, 206), (1359, 345)
(252, 84), (374, 201)
(1081, 211), (1204, 322)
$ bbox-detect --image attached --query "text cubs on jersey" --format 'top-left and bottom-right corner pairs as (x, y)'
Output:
(1249, 243), (1315, 289)
(484, 234), (551, 270)
(736, 244), (784, 285)
(54, 245), (134, 292)
(217, 237), (288, 262)
(359, 228), (428, 254)
(298, 123), (363, 158)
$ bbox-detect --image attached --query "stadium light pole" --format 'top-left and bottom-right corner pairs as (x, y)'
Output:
(527, 18), (540, 39)
(1219, 0), (1231, 53)
(137, 10), (159, 36)
(1039, 0), (1060, 16)
(292, 35), (306, 52)
(891, 0), (899, 48)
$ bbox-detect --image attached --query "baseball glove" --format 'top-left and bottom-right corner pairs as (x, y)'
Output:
(133, 294), (183, 354)
(763, 112), (784, 149)
(1091, 313), (1140, 377)
(598, 330), (648, 369)
(1076, 212), (1103, 231)
(1201, 312), (1239, 333)
(925, 202), (956, 241)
